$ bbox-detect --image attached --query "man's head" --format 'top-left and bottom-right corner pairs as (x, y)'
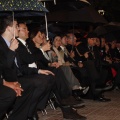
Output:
(66, 33), (77, 46)
(87, 32), (98, 46)
(100, 37), (106, 47)
(18, 22), (29, 41)
(61, 34), (68, 46)
(0, 16), (19, 40)
(111, 40), (117, 49)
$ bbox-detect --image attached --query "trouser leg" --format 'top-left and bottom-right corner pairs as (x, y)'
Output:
(0, 86), (16, 119)
(8, 76), (34, 120)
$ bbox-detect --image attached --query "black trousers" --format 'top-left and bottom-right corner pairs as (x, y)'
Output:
(43, 67), (72, 99)
(5, 73), (54, 119)
(37, 67), (72, 110)
(0, 85), (16, 119)
(8, 77), (34, 120)
(83, 60), (108, 99)
(22, 74), (55, 117)
(70, 66), (88, 86)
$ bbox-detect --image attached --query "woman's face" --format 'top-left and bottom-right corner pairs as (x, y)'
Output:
(41, 33), (47, 45)
(33, 31), (43, 45)
(53, 36), (62, 47)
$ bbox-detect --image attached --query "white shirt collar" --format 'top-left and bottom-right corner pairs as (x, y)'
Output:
(17, 38), (26, 46)
(60, 46), (65, 51)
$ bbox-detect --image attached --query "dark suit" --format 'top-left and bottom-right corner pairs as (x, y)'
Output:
(60, 45), (89, 86)
(27, 40), (72, 99)
(0, 60), (16, 119)
(16, 39), (56, 114)
(68, 43), (108, 99)
(0, 36), (35, 120)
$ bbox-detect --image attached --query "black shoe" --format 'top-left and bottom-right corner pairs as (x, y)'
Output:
(62, 107), (87, 120)
(61, 96), (85, 108)
(94, 96), (111, 102)
(72, 90), (84, 101)
(72, 87), (89, 97)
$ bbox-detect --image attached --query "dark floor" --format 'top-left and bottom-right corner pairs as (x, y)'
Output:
(38, 89), (120, 120)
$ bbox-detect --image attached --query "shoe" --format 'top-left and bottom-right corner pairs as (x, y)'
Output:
(61, 96), (85, 108)
(72, 90), (83, 101)
(62, 107), (87, 120)
(72, 98), (85, 108)
(96, 85), (113, 91)
(72, 87), (89, 97)
(94, 96), (111, 102)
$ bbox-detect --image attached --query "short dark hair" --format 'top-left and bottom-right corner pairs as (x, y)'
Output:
(18, 21), (26, 26)
(29, 27), (40, 40)
(0, 16), (16, 35)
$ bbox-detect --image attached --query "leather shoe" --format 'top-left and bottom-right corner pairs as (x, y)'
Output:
(62, 107), (87, 120)
(94, 96), (111, 102)
(96, 85), (113, 92)
(61, 96), (85, 108)
(72, 87), (89, 97)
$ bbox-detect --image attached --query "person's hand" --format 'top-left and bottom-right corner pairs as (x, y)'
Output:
(3, 80), (23, 96)
(105, 57), (112, 64)
(51, 62), (60, 68)
(64, 61), (71, 66)
(41, 41), (51, 52)
(84, 52), (89, 58)
(9, 39), (19, 51)
(38, 69), (55, 76)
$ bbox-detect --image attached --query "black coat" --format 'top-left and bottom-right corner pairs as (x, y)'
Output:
(27, 40), (50, 69)
(16, 40), (41, 75)
(0, 36), (20, 82)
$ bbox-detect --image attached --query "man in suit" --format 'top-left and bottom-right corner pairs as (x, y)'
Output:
(0, 58), (17, 119)
(73, 32), (111, 102)
(28, 30), (89, 99)
(17, 23), (87, 120)
(0, 16), (34, 120)
(0, 17), (57, 120)
(60, 34), (90, 88)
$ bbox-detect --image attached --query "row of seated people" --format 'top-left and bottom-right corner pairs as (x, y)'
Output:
(95, 37), (120, 88)
(34, 30), (115, 101)
(2, 16), (119, 120)
(0, 16), (88, 120)
(60, 32), (120, 92)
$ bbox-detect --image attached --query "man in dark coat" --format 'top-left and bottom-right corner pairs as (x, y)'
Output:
(66, 32), (111, 102)
(0, 16), (34, 120)
(16, 23), (87, 120)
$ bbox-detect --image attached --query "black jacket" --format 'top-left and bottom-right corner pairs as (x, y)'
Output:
(0, 36), (20, 82)
(16, 39), (47, 75)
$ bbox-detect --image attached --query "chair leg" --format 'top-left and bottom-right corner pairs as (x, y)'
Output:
(49, 99), (56, 110)
(41, 109), (47, 115)
(41, 92), (57, 115)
